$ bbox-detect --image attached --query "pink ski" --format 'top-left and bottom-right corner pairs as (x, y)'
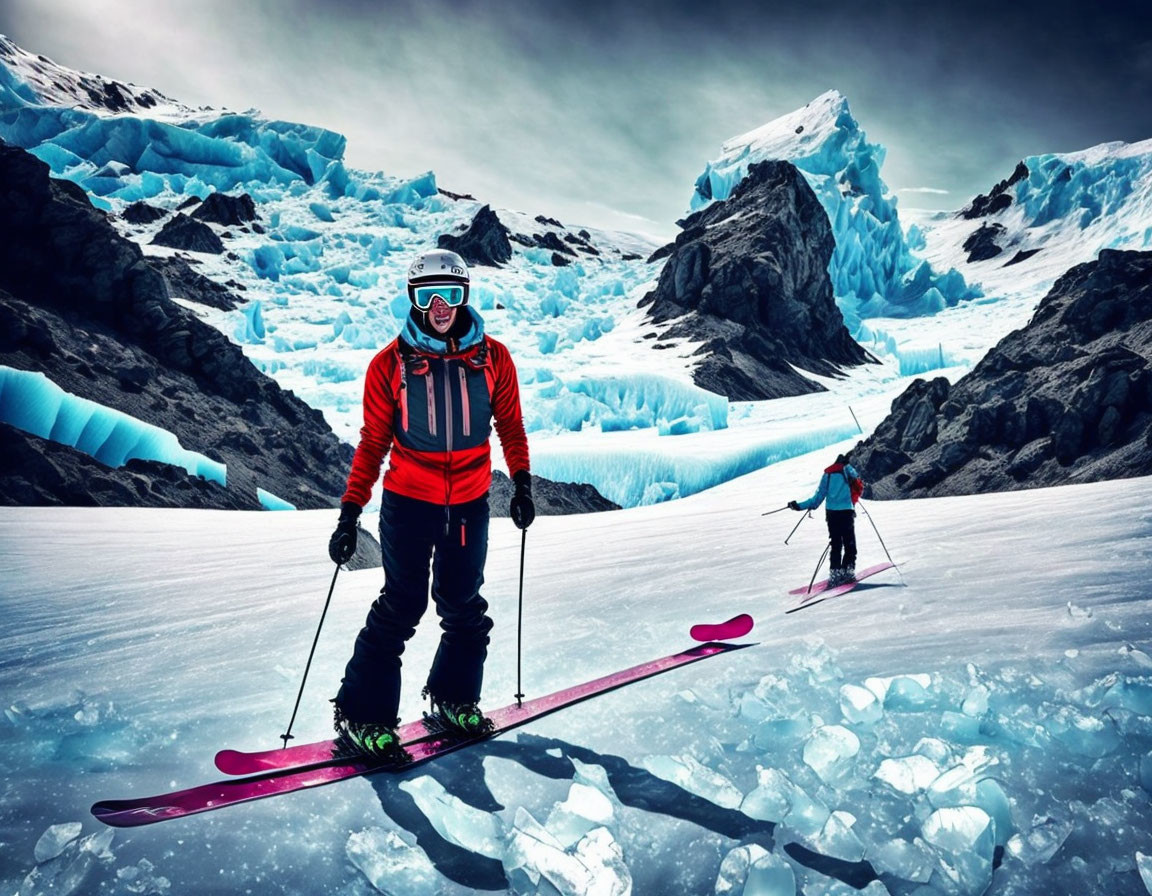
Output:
(690, 613), (754, 642)
(93, 641), (751, 827)
(786, 562), (898, 613)
(216, 718), (432, 776)
(787, 562), (895, 597)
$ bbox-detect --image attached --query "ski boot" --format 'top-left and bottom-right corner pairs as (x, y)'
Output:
(421, 689), (495, 738)
(333, 705), (410, 763)
(843, 565), (856, 583)
(828, 567), (846, 587)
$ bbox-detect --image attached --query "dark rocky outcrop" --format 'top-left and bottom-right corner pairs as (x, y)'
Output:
(0, 140), (351, 510)
(488, 471), (620, 517)
(1, 422), (252, 509)
(851, 250), (1152, 498)
(437, 204), (512, 266)
(121, 201), (168, 225)
(190, 191), (258, 226)
(962, 161), (1029, 219)
(963, 222), (1006, 262)
(1004, 248), (1042, 267)
(534, 231), (576, 256)
(551, 253), (571, 267)
(151, 213), (225, 254)
(642, 160), (873, 400)
(151, 256), (242, 311)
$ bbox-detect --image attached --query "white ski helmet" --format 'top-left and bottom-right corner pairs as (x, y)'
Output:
(406, 248), (470, 309)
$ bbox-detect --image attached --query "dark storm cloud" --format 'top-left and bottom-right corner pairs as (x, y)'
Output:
(0, 0), (1149, 232)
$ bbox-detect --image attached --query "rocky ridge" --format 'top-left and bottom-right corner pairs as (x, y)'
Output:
(642, 160), (873, 400)
(851, 249), (1152, 498)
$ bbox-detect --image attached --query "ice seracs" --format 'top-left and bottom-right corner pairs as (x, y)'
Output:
(689, 89), (979, 327)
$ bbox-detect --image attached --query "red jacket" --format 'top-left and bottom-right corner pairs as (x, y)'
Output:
(342, 334), (530, 507)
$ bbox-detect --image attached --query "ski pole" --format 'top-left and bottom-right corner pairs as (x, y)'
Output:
(514, 528), (527, 707)
(761, 506), (790, 516)
(280, 563), (340, 748)
(805, 542), (831, 594)
(785, 510), (811, 545)
(859, 501), (906, 586)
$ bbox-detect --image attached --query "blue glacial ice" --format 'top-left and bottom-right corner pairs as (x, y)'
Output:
(689, 90), (980, 329)
(1015, 150), (1150, 230)
(0, 365), (225, 486)
(256, 488), (295, 511)
(345, 828), (441, 896)
(532, 420), (861, 507)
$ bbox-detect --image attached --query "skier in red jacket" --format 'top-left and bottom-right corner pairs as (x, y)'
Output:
(326, 249), (534, 760)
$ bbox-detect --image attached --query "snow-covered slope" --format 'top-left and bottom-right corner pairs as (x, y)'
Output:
(883, 138), (1152, 376)
(2, 460), (1150, 894)
(690, 90), (979, 329)
(0, 34), (198, 120)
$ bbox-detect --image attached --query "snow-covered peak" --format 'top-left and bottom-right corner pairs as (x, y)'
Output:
(690, 91), (977, 328)
(0, 33), (204, 120)
(1050, 135), (1152, 166)
(719, 89), (853, 167)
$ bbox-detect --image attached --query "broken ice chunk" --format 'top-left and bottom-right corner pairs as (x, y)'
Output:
(873, 754), (940, 795)
(346, 828), (440, 895)
(869, 673), (936, 710)
(840, 684), (883, 725)
(715, 844), (771, 895)
(744, 852), (795, 896)
(546, 782), (616, 849)
(740, 766), (829, 835)
(961, 684), (990, 717)
(1141, 752), (1152, 795)
(868, 837), (936, 883)
(1005, 815), (1073, 865)
(504, 808), (630, 896)
(1101, 676), (1152, 715)
(639, 754), (742, 808)
(34, 822), (83, 863)
(922, 806), (995, 894)
(1136, 851), (1152, 894)
(803, 724), (860, 785)
(398, 776), (504, 859)
(811, 810), (866, 862)
(1042, 705), (1121, 758)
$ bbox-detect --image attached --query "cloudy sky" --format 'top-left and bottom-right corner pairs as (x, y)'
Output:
(1, 0), (1149, 236)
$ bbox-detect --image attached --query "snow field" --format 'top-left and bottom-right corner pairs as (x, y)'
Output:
(2, 455), (1151, 894)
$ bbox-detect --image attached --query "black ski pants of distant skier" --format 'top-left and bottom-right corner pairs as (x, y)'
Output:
(336, 490), (493, 724)
(826, 509), (857, 570)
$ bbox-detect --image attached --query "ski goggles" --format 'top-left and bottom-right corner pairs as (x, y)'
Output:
(408, 282), (469, 311)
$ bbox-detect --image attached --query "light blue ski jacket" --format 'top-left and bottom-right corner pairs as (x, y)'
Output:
(797, 464), (860, 512)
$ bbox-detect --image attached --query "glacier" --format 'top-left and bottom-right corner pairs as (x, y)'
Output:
(0, 365), (226, 486)
(689, 90), (980, 329)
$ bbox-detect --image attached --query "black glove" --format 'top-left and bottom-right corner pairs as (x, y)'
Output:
(328, 502), (361, 564)
(510, 470), (535, 530)
(788, 500), (800, 511)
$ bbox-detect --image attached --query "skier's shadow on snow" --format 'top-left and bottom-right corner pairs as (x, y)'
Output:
(367, 732), (879, 891)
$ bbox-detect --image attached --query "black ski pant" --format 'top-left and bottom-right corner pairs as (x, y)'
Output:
(335, 490), (493, 724)
(826, 509), (857, 570)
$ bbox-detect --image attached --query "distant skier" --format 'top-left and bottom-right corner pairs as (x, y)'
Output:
(789, 454), (864, 586)
(326, 248), (534, 761)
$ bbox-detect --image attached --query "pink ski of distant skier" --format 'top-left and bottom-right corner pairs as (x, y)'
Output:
(786, 562), (898, 613)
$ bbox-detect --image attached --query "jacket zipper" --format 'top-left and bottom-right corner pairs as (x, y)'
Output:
(458, 366), (471, 438)
(425, 373), (437, 436)
(442, 360), (454, 533)
(399, 360), (409, 430)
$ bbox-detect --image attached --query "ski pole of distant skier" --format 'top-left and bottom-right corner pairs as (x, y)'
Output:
(761, 506), (790, 516)
(806, 542), (831, 594)
(859, 501), (906, 586)
(514, 529), (527, 707)
(280, 564), (340, 747)
(785, 510), (812, 545)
